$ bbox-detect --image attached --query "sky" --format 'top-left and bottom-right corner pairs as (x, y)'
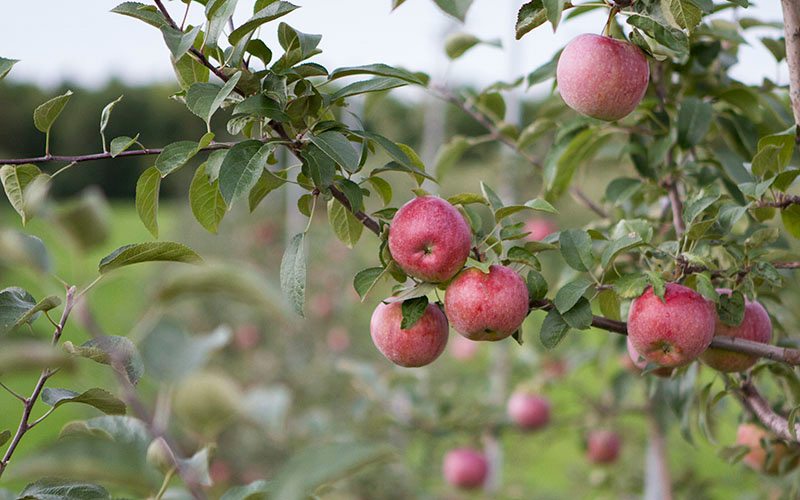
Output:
(0, 0), (787, 96)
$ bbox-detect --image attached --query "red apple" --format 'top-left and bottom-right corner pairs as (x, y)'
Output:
(445, 265), (529, 341)
(370, 300), (449, 367)
(388, 196), (472, 283)
(556, 34), (650, 121)
(542, 357), (569, 380)
(443, 448), (488, 490)
(449, 333), (480, 361)
(627, 283), (715, 367)
(234, 324), (261, 351)
(507, 392), (551, 431)
(736, 423), (799, 475)
(524, 218), (557, 242)
(701, 289), (772, 372)
(625, 337), (674, 378)
(586, 430), (621, 464)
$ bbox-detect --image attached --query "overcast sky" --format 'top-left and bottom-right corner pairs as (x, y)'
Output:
(0, 1), (787, 95)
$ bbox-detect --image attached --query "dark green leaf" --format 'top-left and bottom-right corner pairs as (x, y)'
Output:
(516, 0), (546, 39)
(186, 72), (242, 126)
(540, 309), (570, 349)
(249, 169), (287, 212)
(41, 388), (126, 415)
(229, 1), (299, 44)
(601, 234), (644, 268)
(554, 276), (593, 313)
(219, 140), (273, 205)
(309, 131), (359, 173)
(329, 77), (409, 101)
(155, 141), (198, 176)
(559, 229), (594, 272)
(543, 0), (564, 30)
(190, 163), (226, 233)
(0, 287), (37, 334)
(717, 290), (745, 326)
(99, 242), (202, 274)
(111, 2), (168, 28)
(353, 267), (384, 301)
(401, 296), (429, 329)
(561, 296), (592, 329)
(526, 271), (548, 300)
(328, 63), (424, 84)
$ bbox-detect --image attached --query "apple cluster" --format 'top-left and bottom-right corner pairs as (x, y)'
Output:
(627, 283), (773, 373)
(370, 195), (530, 368)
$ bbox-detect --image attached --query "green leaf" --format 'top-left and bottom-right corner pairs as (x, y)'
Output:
(99, 95), (123, 152)
(432, 0), (474, 21)
(270, 442), (391, 500)
(0, 57), (19, 80)
(161, 25), (202, 60)
(597, 289), (620, 320)
(614, 273), (649, 298)
(19, 479), (110, 499)
(303, 144), (336, 189)
(0, 287), (37, 334)
(516, 0), (547, 39)
(0, 430), (10, 447)
(249, 169), (287, 212)
(667, 0), (701, 30)
(782, 205), (800, 239)
(111, 2), (168, 28)
(135, 166), (161, 238)
(33, 90), (73, 134)
(559, 229), (594, 272)
(401, 296), (429, 329)
(190, 163), (227, 234)
(367, 176), (393, 206)
(540, 309), (570, 349)
(13, 295), (61, 328)
(717, 290), (745, 326)
(561, 296), (592, 329)
(353, 267), (384, 301)
(527, 58), (558, 87)
(140, 322), (231, 382)
(554, 277), (593, 313)
(444, 33), (500, 59)
(544, 127), (610, 200)
(542, 0), (564, 30)
(219, 141), (273, 205)
(221, 480), (271, 500)
(205, 0), (240, 48)
(678, 97), (712, 148)
(601, 234), (644, 268)
(274, 22), (322, 69)
(480, 182), (504, 211)
(229, 1), (299, 44)
(64, 336), (145, 385)
(328, 63), (424, 84)
(752, 132), (794, 177)
(41, 388), (126, 415)
(99, 242), (202, 274)
(233, 95), (290, 121)
(627, 14), (689, 56)
(155, 140), (199, 176)
(186, 72), (242, 126)
(110, 134), (139, 157)
(281, 233), (306, 317)
(495, 198), (557, 221)
(0, 163), (42, 225)
(309, 131), (359, 173)
(526, 271), (548, 301)
(329, 77), (409, 101)
(328, 199), (363, 248)
(447, 192), (488, 206)
(173, 52), (211, 90)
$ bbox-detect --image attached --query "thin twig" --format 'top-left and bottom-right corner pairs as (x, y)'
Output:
(0, 142), (234, 166)
(0, 381), (26, 404)
(0, 286), (77, 479)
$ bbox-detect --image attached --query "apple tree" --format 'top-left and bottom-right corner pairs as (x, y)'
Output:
(0, 0), (799, 497)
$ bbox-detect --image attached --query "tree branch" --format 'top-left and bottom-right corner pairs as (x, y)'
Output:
(666, 180), (685, 237)
(0, 285), (76, 479)
(754, 194), (800, 209)
(0, 143), (234, 166)
(735, 380), (800, 442)
(781, 0), (800, 139)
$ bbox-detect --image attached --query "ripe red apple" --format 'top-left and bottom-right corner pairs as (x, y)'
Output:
(625, 337), (674, 378)
(556, 34), (650, 121)
(370, 300), (448, 367)
(445, 265), (529, 341)
(736, 423), (799, 475)
(442, 448), (488, 490)
(586, 430), (621, 464)
(388, 196), (472, 283)
(449, 333), (480, 361)
(507, 391), (551, 431)
(524, 218), (557, 242)
(701, 289), (772, 372)
(627, 283), (715, 367)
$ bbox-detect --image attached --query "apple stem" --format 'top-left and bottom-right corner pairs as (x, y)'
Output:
(602, 6), (619, 37)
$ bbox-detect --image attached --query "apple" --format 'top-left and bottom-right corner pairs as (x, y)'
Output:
(449, 333), (480, 361)
(736, 423), (799, 475)
(627, 283), (716, 367)
(388, 196), (472, 283)
(507, 391), (551, 431)
(524, 218), (557, 242)
(443, 448), (488, 490)
(556, 34), (650, 121)
(445, 265), (529, 341)
(625, 337), (674, 378)
(326, 326), (351, 353)
(701, 289), (772, 372)
(234, 324), (261, 351)
(370, 300), (449, 367)
(586, 430), (621, 464)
